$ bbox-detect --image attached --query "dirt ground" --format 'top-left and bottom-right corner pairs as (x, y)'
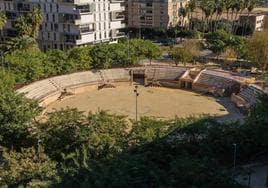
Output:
(46, 86), (242, 120)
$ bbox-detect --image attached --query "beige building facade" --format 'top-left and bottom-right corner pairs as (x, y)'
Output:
(127, 0), (188, 29)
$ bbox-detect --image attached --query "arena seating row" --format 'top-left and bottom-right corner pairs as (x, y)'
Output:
(17, 80), (58, 100)
(237, 85), (264, 105)
(146, 67), (187, 81)
(194, 70), (238, 89)
(101, 69), (131, 82)
(17, 69), (131, 102)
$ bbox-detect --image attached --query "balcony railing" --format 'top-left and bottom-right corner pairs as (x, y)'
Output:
(60, 33), (80, 43)
(110, 30), (125, 38)
(110, 12), (125, 21)
(110, 0), (125, 3)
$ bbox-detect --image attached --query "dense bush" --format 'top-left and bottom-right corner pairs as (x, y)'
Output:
(205, 29), (247, 58)
(2, 39), (161, 84)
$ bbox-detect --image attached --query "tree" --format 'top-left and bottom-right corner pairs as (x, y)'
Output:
(5, 49), (46, 83)
(68, 47), (92, 71)
(213, 0), (225, 30)
(0, 87), (40, 149)
(170, 47), (193, 66)
(188, 0), (197, 29)
(1, 36), (38, 53)
(14, 15), (32, 37)
(37, 109), (129, 160)
(179, 7), (188, 27)
(46, 49), (75, 75)
(200, 0), (215, 32)
(0, 11), (7, 29)
(14, 8), (42, 39)
(170, 40), (200, 66)
(129, 117), (173, 146)
(0, 146), (58, 187)
(0, 71), (15, 90)
(28, 8), (43, 39)
(247, 31), (268, 72)
(205, 29), (229, 55)
(243, 0), (258, 35)
(142, 40), (161, 65)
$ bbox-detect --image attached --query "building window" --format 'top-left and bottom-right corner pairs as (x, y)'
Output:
(54, 24), (58, 31)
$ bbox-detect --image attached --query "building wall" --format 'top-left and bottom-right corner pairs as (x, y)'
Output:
(0, 0), (126, 50)
(127, 0), (188, 29)
(239, 14), (266, 31)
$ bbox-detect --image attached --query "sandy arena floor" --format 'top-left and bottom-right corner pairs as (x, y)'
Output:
(45, 86), (244, 120)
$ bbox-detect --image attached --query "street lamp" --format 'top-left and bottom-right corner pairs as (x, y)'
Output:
(133, 85), (139, 121)
(232, 143), (237, 177)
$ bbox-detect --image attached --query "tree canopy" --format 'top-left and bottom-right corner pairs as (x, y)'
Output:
(247, 31), (268, 72)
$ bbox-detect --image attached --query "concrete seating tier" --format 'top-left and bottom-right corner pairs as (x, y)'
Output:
(195, 72), (237, 89)
(17, 69), (131, 103)
(17, 80), (58, 100)
(146, 67), (187, 81)
(51, 71), (100, 89)
(238, 85), (264, 105)
(101, 69), (131, 81)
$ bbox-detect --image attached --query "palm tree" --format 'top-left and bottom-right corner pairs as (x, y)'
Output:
(232, 0), (243, 33)
(28, 8), (43, 39)
(0, 11), (7, 29)
(243, 0), (258, 35)
(14, 15), (32, 37)
(178, 7), (188, 28)
(200, 0), (214, 32)
(214, 0), (225, 21)
(223, 0), (233, 21)
(188, 0), (197, 29)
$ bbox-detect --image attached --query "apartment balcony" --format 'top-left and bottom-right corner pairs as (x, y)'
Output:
(58, 0), (93, 5)
(60, 33), (80, 43)
(16, 3), (31, 12)
(110, 30), (125, 39)
(5, 11), (17, 20)
(80, 25), (95, 34)
(110, 12), (125, 21)
(58, 13), (79, 24)
(120, 6), (126, 11)
(110, 0), (125, 3)
(74, 4), (95, 14)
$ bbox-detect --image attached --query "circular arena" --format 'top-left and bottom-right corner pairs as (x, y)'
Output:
(17, 66), (265, 121)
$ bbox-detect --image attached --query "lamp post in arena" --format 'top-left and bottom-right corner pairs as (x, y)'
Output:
(134, 85), (139, 121)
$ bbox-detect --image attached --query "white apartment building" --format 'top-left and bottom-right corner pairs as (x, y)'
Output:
(0, 0), (126, 50)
